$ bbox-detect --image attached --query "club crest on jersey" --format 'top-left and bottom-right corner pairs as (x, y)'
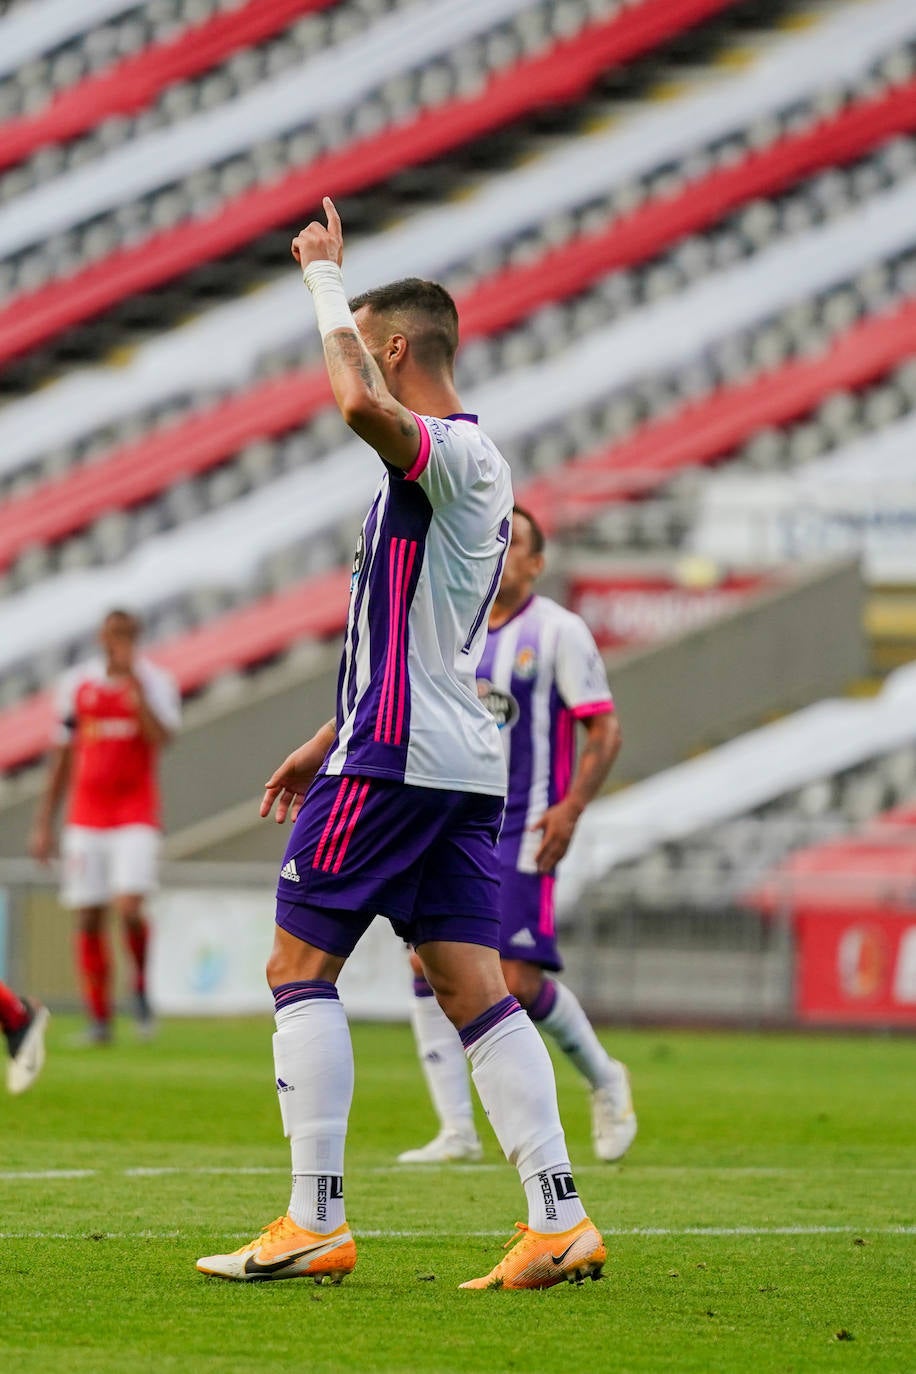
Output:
(514, 646), (538, 680)
(477, 679), (519, 730)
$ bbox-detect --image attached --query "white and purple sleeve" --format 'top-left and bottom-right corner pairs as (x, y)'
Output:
(402, 414), (489, 508)
(555, 614), (614, 718)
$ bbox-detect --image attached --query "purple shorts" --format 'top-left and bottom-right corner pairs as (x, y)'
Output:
(275, 773), (503, 958)
(498, 866), (562, 971)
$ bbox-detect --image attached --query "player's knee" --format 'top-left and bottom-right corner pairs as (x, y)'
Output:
(501, 959), (543, 1008)
(407, 949), (424, 979)
(79, 906), (105, 935)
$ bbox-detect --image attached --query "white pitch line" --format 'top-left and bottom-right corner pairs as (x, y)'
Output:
(0, 1225), (913, 1242)
(0, 1169), (96, 1180)
(3, 1164), (912, 1181)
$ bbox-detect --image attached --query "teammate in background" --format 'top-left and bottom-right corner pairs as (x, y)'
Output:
(197, 198), (606, 1291)
(400, 505), (635, 1166)
(0, 982), (49, 1094)
(30, 610), (181, 1044)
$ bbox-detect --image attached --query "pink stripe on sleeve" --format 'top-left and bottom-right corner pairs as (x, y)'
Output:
(570, 699), (614, 719)
(403, 414), (431, 482)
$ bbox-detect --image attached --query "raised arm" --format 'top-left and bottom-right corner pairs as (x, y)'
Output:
(292, 198), (421, 471)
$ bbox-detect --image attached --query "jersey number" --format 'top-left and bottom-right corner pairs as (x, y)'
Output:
(461, 514), (511, 655)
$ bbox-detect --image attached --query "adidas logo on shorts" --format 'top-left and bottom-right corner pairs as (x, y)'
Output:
(510, 928), (536, 948)
(280, 859), (300, 883)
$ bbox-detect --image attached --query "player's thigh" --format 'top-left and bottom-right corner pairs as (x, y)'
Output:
(60, 825), (111, 909)
(110, 825), (161, 898)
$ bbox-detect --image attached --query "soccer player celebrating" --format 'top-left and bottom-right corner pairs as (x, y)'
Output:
(196, 199), (606, 1291)
(30, 610), (181, 1043)
(399, 506), (635, 1166)
(0, 982), (49, 1094)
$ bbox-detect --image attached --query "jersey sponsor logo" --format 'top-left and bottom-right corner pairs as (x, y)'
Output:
(80, 718), (140, 741)
(514, 646), (538, 680)
(477, 679), (519, 731)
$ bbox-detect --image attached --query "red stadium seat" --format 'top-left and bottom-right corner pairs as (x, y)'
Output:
(0, 0), (330, 173)
(1, 75), (913, 570)
(0, 0), (738, 366)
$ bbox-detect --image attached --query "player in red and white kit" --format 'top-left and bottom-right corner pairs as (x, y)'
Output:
(30, 610), (181, 1043)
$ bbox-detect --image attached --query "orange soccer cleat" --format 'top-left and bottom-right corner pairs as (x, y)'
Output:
(196, 1215), (356, 1283)
(459, 1218), (606, 1290)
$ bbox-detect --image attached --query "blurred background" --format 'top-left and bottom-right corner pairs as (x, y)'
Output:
(0, 0), (914, 1031)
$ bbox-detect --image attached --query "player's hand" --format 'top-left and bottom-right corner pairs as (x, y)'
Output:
(530, 799), (581, 873)
(260, 744), (322, 824)
(291, 196), (344, 271)
(29, 819), (55, 865)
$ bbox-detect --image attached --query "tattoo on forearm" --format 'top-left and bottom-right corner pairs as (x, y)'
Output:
(324, 331), (381, 398)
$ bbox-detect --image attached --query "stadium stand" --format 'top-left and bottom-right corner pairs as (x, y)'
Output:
(0, 1), (333, 173)
(0, 170), (913, 681)
(2, 69), (915, 568)
(1, 0), (915, 795)
(556, 660), (916, 918)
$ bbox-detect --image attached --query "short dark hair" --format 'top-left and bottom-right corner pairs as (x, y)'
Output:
(349, 278), (459, 372)
(103, 608), (141, 636)
(512, 504), (545, 556)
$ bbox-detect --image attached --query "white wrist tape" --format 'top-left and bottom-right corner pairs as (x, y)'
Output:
(302, 260), (355, 340)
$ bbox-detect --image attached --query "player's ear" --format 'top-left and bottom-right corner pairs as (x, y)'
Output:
(387, 333), (408, 367)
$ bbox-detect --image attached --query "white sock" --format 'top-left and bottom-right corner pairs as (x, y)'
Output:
(410, 986), (476, 1137)
(536, 978), (620, 1091)
(273, 987), (353, 1234)
(464, 999), (586, 1234)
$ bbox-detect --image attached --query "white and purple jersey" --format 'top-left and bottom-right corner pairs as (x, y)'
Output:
(322, 413), (513, 797)
(477, 595), (614, 873)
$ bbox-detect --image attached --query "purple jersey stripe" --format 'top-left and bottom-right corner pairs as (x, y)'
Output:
(461, 513), (510, 655)
(343, 487), (384, 720)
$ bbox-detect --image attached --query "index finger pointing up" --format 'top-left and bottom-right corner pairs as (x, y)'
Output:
(323, 196), (341, 235)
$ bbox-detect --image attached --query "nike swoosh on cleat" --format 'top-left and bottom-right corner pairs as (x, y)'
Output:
(243, 1248), (319, 1276)
(550, 1240), (581, 1267)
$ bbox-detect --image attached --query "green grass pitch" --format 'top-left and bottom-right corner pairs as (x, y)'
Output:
(1, 1017), (913, 1373)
